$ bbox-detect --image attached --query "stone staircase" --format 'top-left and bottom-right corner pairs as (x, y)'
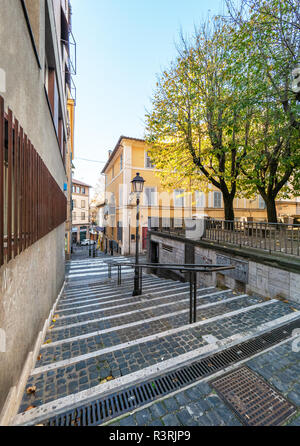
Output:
(12, 254), (300, 426)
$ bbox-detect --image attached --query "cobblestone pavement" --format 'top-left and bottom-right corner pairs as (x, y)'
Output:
(107, 339), (300, 427)
(39, 296), (267, 367)
(15, 251), (300, 426)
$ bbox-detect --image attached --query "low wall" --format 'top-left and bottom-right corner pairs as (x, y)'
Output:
(0, 224), (65, 414)
(148, 231), (300, 304)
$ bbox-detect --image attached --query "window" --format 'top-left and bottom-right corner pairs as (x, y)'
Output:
(76, 186), (80, 193)
(72, 212), (76, 220)
(120, 153), (123, 171)
(213, 191), (222, 208)
(72, 200), (76, 209)
(119, 184), (123, 207)
(81, 187), (86, 194)
(259, 196), (266, 209)
(81, 200), (85, 208)
(72, 185), (75, 193)
(174, 189), (184, 207)
(145, 151), (154, 168)
(81, 212), (85, 220)
(117, 222), (123, 242)
(144, 187), (157, 206)
(195, 191), (205, 208)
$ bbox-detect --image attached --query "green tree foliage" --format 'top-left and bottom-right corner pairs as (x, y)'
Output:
(146, 19), (254, 221)
(227, 0), (300, 222)
(146, 0), (299, 223)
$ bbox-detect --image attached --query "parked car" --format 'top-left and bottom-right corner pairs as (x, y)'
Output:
(80, 239), (95, 246)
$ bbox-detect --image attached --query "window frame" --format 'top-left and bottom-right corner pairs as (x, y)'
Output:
(144, 187), (157, 206)
(195, 191), (205, 208)
(213, 191), (222, 208)
(174, 189), (184, 208)
(145, 151), (154, 169)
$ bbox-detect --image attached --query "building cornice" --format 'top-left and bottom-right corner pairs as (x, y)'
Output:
(101, 136), (146, 174)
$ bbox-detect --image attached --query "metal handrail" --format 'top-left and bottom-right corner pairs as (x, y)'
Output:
(204, 218), (300, 256)
(104, 261), (235, 324)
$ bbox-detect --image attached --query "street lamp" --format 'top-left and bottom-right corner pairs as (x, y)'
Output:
(131, 173), (145, 296)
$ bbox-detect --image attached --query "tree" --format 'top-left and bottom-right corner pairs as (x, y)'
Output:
(226, 0), (300, 222)
(146, 19), (254, 221)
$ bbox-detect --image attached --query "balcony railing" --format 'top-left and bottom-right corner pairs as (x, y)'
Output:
(204, 218), (300, 257)
(150, 217), (300, 257)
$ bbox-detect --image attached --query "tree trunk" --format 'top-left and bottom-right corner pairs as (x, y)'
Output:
(223, 194), (235, 222)
(265, 196), (278, 223)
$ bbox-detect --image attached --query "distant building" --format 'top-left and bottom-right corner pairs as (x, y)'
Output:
(72, 179), (91, 243)
(102, 136), (300, 256)
(65, 97), (76, 259)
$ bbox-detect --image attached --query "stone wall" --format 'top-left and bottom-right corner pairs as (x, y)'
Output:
(0, 2), (66, 413)
(148, 231), (300, 304)
(0, 226), (65, 412)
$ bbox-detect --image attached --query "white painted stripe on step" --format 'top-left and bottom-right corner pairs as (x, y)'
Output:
(102, 313), (300, 424)
(67, 269), (133, 279)
(61, 285), (218, 307)
(68, 265), (133, 273)
(41, 290), (226, 349)
(62, 281), (192, 300)
(57, 287), (215, 310)
(60, 284), (187, 306)
(33, 294), (252, 375)
(68, 264), (131, 271)
(63, 278), (164, 297)
(57, 287), (218, 319)
(17, 302), (295, 427)
(58, 286), (193, 312)
(64, 275), (171, 294)
(50, 290), (235, 330)
(62, 281), (185, 301)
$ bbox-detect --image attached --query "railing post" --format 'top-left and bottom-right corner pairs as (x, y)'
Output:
(139, 267), (143, 294)
(193, 271), (197, 323)
(189, 271), (193, 324)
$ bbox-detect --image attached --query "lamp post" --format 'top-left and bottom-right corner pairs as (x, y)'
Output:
(131, 173), (145, 296)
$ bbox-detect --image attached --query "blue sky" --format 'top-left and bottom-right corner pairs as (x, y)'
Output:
(71, 0), (225, 191)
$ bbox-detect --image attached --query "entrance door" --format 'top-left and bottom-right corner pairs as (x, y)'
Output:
(142, 227), (148, 250)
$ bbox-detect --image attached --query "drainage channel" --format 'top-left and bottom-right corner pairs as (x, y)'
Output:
(42, 318), (300, 426)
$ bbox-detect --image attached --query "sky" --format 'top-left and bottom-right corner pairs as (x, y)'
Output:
(71, 0), (225, 196)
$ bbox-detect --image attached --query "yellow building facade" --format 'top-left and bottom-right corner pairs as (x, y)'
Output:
(102, 136), (300, 255)
(65, 97), (75, 259)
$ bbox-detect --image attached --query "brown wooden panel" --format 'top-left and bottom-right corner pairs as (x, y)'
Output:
(0, 95), (67, 265)
(14, 118), (19, 258)
(19, 126), (24, 254)
(7, 109), (13, 262)
(0, 97), (4, 266)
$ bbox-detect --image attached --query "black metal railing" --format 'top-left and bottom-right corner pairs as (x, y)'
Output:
(104, 261), (235, 324)
(204, 218), (300, 257)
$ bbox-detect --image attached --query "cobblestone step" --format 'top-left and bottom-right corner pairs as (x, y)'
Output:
(14, 253), (300, 426)
(57, 287), (193, 313)
(37, 295), (262, 367)
(57, 285), (216, 312)
(15, 308), (300, 425)
(59, 280), (189, 305)
(47, 291), (246, 335)
(18, 300), (296, 414)
(61, 279), (175, 301)
(52, 292), (248, 328)
(56, 286), (215, 316)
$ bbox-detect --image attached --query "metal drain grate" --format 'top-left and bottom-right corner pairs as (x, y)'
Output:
(43, 318), (300, 426)
(211, 366), (296, 426)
